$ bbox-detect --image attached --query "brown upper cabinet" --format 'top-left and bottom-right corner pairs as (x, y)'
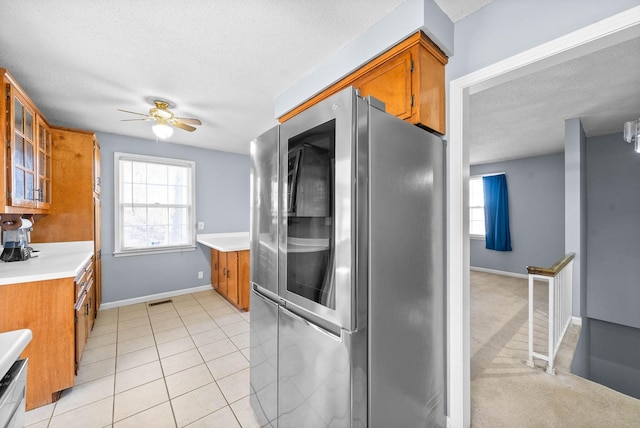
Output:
(278, 31), (448, 135)
(30, 127), (103, 313)
(2, 68), (52, 213)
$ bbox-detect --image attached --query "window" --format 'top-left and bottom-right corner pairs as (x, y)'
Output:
(114, 152), (196, 256)
(469, 176), (485, 238)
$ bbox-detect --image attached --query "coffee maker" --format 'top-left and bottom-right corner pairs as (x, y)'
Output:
(1, 215), (32, 262)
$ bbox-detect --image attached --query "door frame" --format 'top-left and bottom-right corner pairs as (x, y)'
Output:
(447, 7), (640, 427)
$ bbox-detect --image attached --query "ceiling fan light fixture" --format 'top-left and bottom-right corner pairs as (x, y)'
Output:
(152, 119), (173, 139)
(119, 99), (200, 139)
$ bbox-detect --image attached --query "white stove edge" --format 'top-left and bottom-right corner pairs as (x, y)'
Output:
(0, 329), (32, 379)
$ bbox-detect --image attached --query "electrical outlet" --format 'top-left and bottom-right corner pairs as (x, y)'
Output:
(197, 221), (205, 230)
(198, 271), (204, 279)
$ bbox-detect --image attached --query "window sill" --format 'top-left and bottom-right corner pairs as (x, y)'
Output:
(470, 235), (486, 241)
(113, 246), (196, 257)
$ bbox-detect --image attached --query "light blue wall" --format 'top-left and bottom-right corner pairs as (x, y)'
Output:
(565, 118), (588, 318)
(572, 132), (640, 397)
(97, 132), (250, 303)
(470, 153), (565, 275)
(448, 0), (638, 80)
(278, 0), (637, 116)
(586, 132), (640, 329)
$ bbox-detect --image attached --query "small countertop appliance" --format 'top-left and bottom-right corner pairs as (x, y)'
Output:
(1, 216), (33, 262)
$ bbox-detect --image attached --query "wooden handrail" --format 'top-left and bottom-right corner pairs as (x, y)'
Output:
(526, 252), (575, 276)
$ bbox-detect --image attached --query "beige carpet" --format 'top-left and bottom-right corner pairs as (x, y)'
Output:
(470, 270), (640, 427)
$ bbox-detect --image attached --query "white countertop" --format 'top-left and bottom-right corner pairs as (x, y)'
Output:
(196, 232), (249, 252)
(0, 241), (94, 285)
(0, 329), (32, 379)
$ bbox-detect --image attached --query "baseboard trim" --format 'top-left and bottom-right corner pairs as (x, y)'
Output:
(470, 266), (528, 279)
(100, 284), (213, 310)
(572, 316), (583, 327)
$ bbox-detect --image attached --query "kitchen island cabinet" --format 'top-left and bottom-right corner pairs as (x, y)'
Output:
(0, 241), (93, 410)
(211, 248), (250, 310)
(197, 232), (250, 310)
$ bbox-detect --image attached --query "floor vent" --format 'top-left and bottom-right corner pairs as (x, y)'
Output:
(148, 299), (173, 307)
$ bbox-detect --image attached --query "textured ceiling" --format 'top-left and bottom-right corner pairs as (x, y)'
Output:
(0, 0), (410, 154)
(469, 36), (640, 164)
(3, 1), (634, 165)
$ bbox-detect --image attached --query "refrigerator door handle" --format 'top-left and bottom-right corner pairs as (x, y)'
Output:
(280, 305), (343, 343)
(252, 282), (280, 303)
(252, 287), (273, 304)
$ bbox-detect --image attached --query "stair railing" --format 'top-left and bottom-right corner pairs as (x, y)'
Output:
(526, 252), (575, 374)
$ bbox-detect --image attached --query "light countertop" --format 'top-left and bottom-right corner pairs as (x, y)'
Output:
(196, 232), (249, 252)
(0, 329), (32, 379)
(0, 241), (94, 286)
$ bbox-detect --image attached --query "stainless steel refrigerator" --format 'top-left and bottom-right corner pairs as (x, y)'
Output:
(250, 87), (445, 427)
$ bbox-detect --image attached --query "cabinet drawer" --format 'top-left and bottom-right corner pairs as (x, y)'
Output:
(74, 289), (87, 312)
(74, 258), (93, 301)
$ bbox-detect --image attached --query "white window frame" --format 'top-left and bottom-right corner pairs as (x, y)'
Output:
(114, 152), (196, 257)
(469, 175), (486, 240)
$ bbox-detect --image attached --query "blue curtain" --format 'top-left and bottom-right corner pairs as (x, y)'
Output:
(483, 174), (512, 251)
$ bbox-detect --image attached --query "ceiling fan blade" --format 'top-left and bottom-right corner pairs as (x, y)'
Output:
(121, 118), (155, 122)
(171, 121), (197, 132)
(175, 117), (202, 126)
(117, 108), (150, 117)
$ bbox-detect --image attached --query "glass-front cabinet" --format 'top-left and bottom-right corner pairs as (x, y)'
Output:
(3, 69), (52, 212)
(9, 89), (38, 208)
(36, 116), (52, 209)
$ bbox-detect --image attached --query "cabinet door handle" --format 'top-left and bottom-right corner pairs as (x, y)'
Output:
(214, 263), (218, 270)
(222, 267), (226, 276)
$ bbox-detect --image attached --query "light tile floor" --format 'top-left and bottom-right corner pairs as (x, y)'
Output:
(24, 289), (261, 428)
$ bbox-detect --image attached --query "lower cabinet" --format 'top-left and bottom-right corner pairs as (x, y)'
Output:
(74, 257), (95, 371)
(211, 250), (219, 291)
(210, 249), (250, 310)
(0, 278), (75, 410)
(0, 258), (95, 410)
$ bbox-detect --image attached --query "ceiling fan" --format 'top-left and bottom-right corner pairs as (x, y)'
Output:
(118, 100), (202, 139)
